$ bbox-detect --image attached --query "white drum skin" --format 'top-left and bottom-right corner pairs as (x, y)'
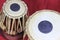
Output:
(3, 0), (28, 19)
(26, 10), (60, 40)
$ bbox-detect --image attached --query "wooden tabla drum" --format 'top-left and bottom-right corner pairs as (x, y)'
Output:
(0, 0), (28, 36)
(26, 10), (60, 40)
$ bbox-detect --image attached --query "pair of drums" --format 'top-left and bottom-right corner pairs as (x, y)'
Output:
(1, 0), (60, 40)
(26, 10), (60, 40)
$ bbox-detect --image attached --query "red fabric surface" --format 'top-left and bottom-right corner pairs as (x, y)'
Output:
(24, 0), (60, 16)
(0, 0), (60, 40)
(0, 0), (6, 11)
(0, 34), (6, 40)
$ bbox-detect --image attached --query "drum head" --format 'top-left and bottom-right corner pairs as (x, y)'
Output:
(3, 0), (28, 19)
(26, 10), (60, 40)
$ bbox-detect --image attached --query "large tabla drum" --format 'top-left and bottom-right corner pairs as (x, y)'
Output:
(26, 10), (60, 40)
(0, 0), (28, 36)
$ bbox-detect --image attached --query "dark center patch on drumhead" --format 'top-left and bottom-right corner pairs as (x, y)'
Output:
(38, 20), (53, 34)
(10, 3), (20, 11)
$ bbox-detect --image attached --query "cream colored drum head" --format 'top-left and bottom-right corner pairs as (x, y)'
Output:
(26, 10), (60, 40)
(3, 0), (27, 19)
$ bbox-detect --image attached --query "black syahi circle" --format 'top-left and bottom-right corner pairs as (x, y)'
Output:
(10, 3), (20, 12)
(38, 20), (53, 34)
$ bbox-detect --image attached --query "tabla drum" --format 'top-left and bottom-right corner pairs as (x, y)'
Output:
(26, 10), (60, 40)
(0, 0), (28, 36)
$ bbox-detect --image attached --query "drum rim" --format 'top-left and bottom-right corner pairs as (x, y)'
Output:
(26, 9), (60, 40)
(3, 0), (28, 19)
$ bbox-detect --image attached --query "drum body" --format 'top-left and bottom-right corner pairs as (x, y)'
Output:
(0, 0), (28, 36)
(26, 10), (60, 40)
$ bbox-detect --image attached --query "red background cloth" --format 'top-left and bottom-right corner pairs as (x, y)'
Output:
(0, 0), (60, 40)
(24, 0), (60, 16)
